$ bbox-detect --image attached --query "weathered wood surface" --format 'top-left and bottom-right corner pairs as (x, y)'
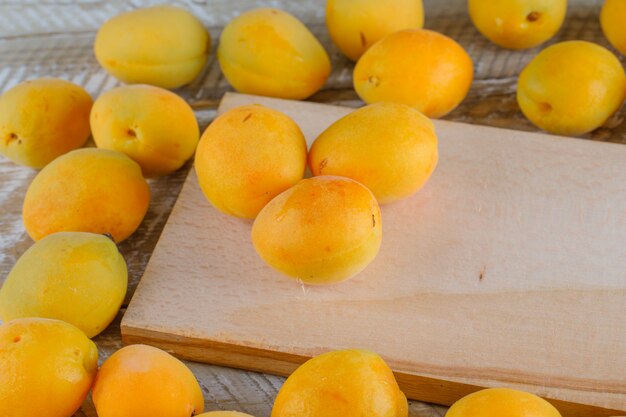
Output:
(0, 1), (623, 416)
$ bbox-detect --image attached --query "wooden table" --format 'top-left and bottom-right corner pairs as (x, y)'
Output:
(0, 1), (622, 416)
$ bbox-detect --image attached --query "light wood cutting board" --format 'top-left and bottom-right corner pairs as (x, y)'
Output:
(122, 93), (626, 417)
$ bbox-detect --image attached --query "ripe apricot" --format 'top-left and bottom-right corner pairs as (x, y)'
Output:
(517, 40), (626, 136)
(272, 349), (407, 417)
(469, 0), (566, 49)
(95, 5), (210, 89)
(218, 8), (331, 100)
(91, 85), (199, 177)
(0, 232), (127, 338)
(92, 344), (204, 417)
(354, 29), (473, 118)
(195, 105), (307, 219)
(0, 318), (98, 417)
(197, 413), (254, 417)
(601, 0), (626, 55)
(326, 0), (424, 61)
(23, 148), (151, 243)
(252, 176), (382, 284)
(446, 388), (562, 417)
(309, 102), (438, 204)
(0, 78), (92, 168)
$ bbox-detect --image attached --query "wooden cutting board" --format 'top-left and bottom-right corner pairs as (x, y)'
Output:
(122, 93), (626, 417)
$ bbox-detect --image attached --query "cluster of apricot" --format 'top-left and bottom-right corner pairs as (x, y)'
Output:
(196, 101), (437, 284)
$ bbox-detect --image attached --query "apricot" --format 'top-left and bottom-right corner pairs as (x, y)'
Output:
(92, 344), (204, 417)
(197, 413), (254, 417)
(0, 232), (127, 338)
(601, 0), (626, 55)
(309, 102), (437, 204)
(446, 388), (562, 417)
(0, 78), (92, 168)
(517, 41), (626, 136)
(195, 105), (307, 219)
(218, 8), (331, 100)
(23, 148), (151, 243)
(469, 0), (566, 49)
(0, 318), (98, 417)
(272, 349), (407, 417)
(91, 85), (199, 177)
(354, 29), (473, 118)
(94, 5), (210, 89)
(252, 176), (381, 284)
(326, 0), (424, 61)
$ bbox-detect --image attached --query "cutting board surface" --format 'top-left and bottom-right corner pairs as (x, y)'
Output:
(122, 93), (626, 416)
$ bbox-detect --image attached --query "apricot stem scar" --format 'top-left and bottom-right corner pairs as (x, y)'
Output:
(12, 336), (21, 343)
(319, 158), (328, 173)
(526, 11), (540, 22)
(360, 32), (367, 47)
(243, 113), (252, 122)
(126, 128), (137, 137)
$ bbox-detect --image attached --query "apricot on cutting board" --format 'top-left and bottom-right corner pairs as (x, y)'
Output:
(195, 104), (307, 219)
(218, 8), (331, 100)
(469, 0), (566, 49)
(92, 344), (204, 417)
(91, 85), (199, 177)
(326, 0), (424, 61)
(517, 40), (626, 136)
(601, 0), (626, 55)
(23, 148), (151, 243)
(0, 232), (127, 338)
(0, 78), (92, 168)
(354, 29), (473, 118)
(94, 5), (210, 89)
(197, 413), (255, 417)
(309, 102), (438, 204)
(252, 176), (382, 284)
(272, 349), (407, 417)
(445, 388), (562, 417)
(0, 318), (98, 417)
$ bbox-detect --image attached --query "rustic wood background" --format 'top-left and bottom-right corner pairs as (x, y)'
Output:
(0, 0), (622, 416)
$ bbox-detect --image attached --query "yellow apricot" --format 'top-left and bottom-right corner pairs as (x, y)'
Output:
(0, 232), (127, 338)
(252, 176), (381, 284)
(601, 0), (626, 55)
(446, 388), (562, 417)
(218, 8), (331, 100)
(354, 29), (473, 118)
(326, 0), (424, 61)
(309, 102), (438, 204)
(272, 349), (407, 417)
(92, 344), (204, 417)
(517, 41), (626, 136)
(197, 413), (254, 417)
(0, 78), (92, 168)
(0, 318), (98, 417)
(469, 0), (566, 49)
(91, 85), (199, 177)
(195, 105), (307, 219)
(23, 148), (151, 243)
(95, 5), (210, 89)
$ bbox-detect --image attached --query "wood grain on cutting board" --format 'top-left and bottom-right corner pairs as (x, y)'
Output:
(122, 93), (626, 416)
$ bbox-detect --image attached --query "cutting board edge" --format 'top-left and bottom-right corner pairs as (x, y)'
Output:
(221, 92), (626, 152)
(120, 323), (625, 417)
